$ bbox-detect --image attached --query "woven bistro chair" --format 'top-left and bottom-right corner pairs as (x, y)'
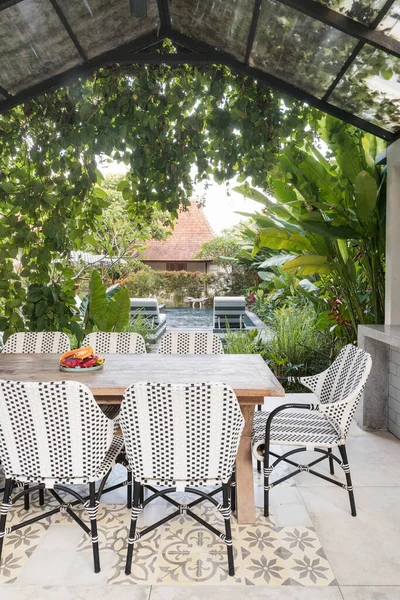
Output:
(157, 331), (224, 354)
(119, 381), (245, 577)
(2, 331), (71, 507)
(82, 331), (147, 508)
(0, 379), (123, 573)
(3, 331), (70, 354)
(252, 344), (372, 517)
(82, 331), (146, 355)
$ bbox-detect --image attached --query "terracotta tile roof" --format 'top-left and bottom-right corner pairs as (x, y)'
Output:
(139, 202), (215, 262)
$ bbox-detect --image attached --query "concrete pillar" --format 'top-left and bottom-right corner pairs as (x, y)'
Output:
(385, 138), (400, 324)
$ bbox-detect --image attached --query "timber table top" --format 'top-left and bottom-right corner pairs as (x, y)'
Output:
(0, 353), (284, 402)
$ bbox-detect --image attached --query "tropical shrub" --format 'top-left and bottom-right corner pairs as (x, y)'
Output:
(236, 115), (386, 341)
(261, 304), (338, 381)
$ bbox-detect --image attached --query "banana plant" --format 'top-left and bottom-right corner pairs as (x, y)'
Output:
(82, 269), (130, 337)
(235, 115), (386, 338)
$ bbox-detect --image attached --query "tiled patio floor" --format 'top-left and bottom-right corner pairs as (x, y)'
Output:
(1, 393), (400, 599)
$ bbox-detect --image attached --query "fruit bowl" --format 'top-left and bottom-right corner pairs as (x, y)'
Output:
(59, 346), (105, 372)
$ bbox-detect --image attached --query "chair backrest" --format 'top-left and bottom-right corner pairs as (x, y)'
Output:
(213, 296), (246, 329)
(3, 332), (70, 354)
(0, 380), (115, 486)
(119, 382), (245, 487)
(301, 344), (372, 438)
(130, 298), (160, 324)
(82, 332), (146, 354)
(157, 331), (224, 355)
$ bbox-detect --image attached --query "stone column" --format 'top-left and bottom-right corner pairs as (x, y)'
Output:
(385, 138), (400, 324)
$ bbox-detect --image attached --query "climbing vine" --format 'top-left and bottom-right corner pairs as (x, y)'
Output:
(0, 42), (310, 339)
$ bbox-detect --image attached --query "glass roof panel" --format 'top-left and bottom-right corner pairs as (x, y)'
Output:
(58, 0), (158, 59)
(170, 0), (255, 62)
(316, 0), (388, 25)
(377, 1), (400, 41)
(330, 45), (400, 132)
(250, 0), (358, 98)
(0, 0), (81, 95)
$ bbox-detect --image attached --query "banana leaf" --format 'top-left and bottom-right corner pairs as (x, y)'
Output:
(282, 255), (332, 276)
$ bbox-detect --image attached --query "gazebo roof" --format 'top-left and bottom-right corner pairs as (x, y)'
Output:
(1, 1), (400, 141)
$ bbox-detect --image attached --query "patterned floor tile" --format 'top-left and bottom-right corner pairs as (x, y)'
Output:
(0, 478), (336, 587)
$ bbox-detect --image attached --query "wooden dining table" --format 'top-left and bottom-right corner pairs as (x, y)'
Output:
(0, 352), (284, 524)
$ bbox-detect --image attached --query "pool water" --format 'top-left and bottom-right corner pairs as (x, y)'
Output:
(162, 308), (213, 328)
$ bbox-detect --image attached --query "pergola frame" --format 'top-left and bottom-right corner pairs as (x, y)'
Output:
(0, 0), (399, 141)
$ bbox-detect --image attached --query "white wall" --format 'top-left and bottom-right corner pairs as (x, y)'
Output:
(386, 139), (400, 324)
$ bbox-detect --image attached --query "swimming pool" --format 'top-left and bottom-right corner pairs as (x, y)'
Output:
(161, 307), (255, 330)
(162, 308), (213, 328)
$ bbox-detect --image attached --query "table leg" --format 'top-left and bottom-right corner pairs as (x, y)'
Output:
(235, 403), (257, 524)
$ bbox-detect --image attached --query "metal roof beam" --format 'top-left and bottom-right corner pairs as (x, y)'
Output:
(49, 0), (88, 62)
(169, 29), (394, 141)
(0, 0), (24, 11)
(0, 31), (166, 114)
(274, 0), (400, 58)
(157, 0), (171, 30)
(245, 0), (262, 65)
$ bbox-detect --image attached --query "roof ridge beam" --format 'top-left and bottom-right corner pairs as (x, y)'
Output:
(274, 0), (400, 59)
(157, 0), (171, 30)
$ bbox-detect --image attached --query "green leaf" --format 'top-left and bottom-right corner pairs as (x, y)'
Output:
(27, 285), (44, 303)
(354, 170), (378, 222)
(255, 228), (312, 253)
(282, 255), (332, 276)
(92, 186), (108, 199)
(258, 254), (297, 268)
(106, 288), (130, 330)
(0, 182), (15, 194)
(232, 184), (270, 205)
(88, 270), (109, 331)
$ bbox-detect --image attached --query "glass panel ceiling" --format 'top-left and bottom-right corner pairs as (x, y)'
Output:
(316, 0), (388, 25)
(330, 45), (400, 132)
(377, 0), (400, 41)
(170, 0), (255, 62)
(250, 0), (358, 98)
(58, 0), (158, 60)
(0, 0), (81, 95)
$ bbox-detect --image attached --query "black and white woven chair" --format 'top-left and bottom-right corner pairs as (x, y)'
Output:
(82, 331), (147, 507)
(82, 331), (146, 355)
(157, 331), (224, 354)
(0, 379), (123, 573)
(119, 381), (245, 577)
(2, 331), (71, 507)
(252, 344), (372, 517)
(3, 331), (70, 354)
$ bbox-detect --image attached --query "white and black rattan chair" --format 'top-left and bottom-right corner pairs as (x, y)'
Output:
(3, 331), (70, 354)
(2, 331), (71, 507)
(252, 344), (372, 517)
(82, 331), (146, 355)
(119, 381), (245, 577)
(0, 380), (123, 573)
(82, 331), (147, 508)
(157, 331), (224, 354)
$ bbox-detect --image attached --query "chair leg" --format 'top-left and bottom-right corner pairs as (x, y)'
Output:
(328, 448), (335, 475)
(127, 468), (132, 510)
(0, 478), (13, 564)
(125, 480), (142, 576)
(222, 482), (234, 577)
(39, 487), (45, 506)
(263, 449), (271, 518)
(230, 469), (236, 514)
(257, 405), (262, 473)
(338, 445), (356, 517)
(88, 482), (101, 573)
(24, 484), (30, 510)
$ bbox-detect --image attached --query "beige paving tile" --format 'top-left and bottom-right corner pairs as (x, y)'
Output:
(299, 486), (400, 585)
(0, 585), (151, 599)
(340, 586), (400, 599)
(150, 585), (343, 599)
